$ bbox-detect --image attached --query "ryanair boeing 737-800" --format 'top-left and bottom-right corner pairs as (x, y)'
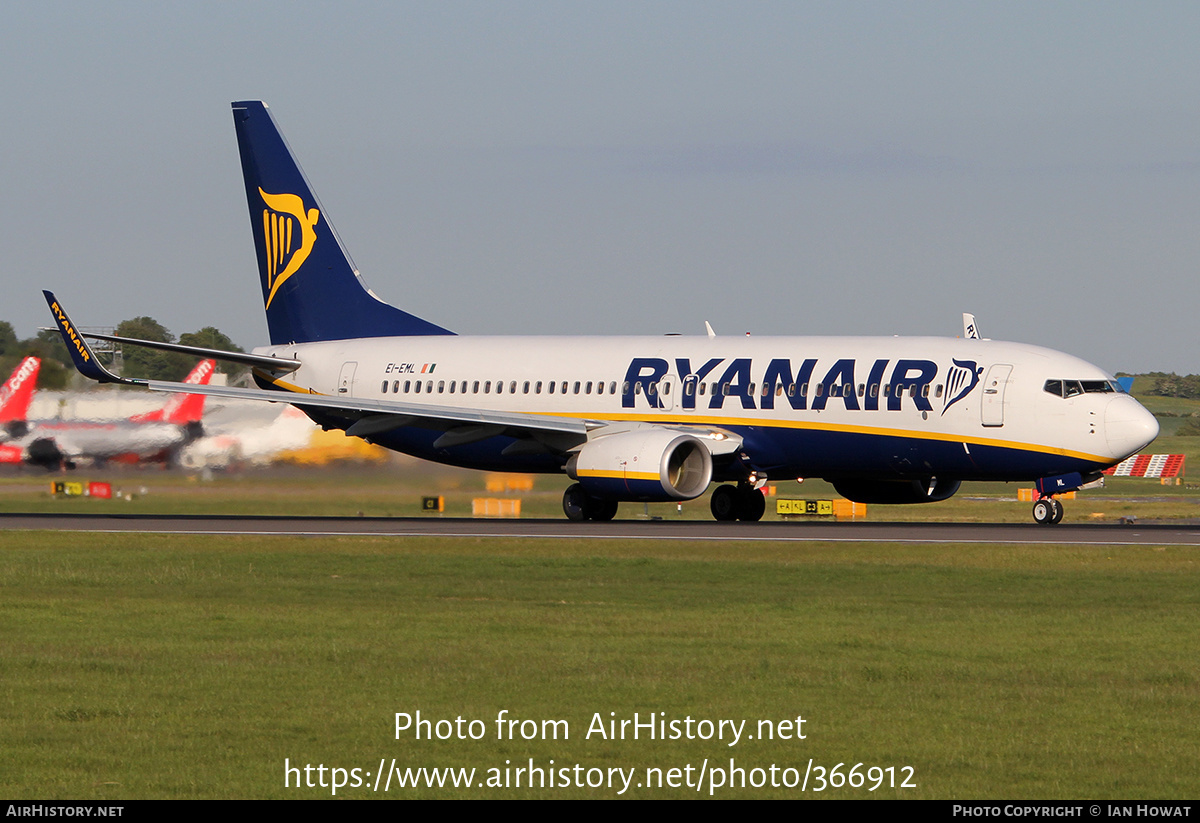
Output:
(45, 101), (1158, 524)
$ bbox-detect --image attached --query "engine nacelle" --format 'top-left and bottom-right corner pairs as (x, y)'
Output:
(831, 477), (961, 505)
(24, 437), (67, 471)
(566, 429), (713, 502)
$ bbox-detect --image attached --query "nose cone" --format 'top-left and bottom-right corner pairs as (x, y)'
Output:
(1105, 395), (1159, 459)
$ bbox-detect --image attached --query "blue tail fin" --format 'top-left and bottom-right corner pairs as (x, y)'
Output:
(231, 101), (453, 344)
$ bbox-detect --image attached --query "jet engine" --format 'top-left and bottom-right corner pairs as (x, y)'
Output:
(566, 429), (713, 501)
(24, 437), (71, 471)
(830, 477), (961, 504)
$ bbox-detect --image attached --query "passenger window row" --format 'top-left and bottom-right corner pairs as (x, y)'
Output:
(381, 379), (620, 396)
(378, 378), (946, 401)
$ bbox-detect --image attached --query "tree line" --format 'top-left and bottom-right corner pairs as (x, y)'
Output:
(0, 319), (244, 390)
(1139, 372), (1200, 400)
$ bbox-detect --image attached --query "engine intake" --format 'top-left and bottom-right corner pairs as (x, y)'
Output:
(567, 429), (713, 501)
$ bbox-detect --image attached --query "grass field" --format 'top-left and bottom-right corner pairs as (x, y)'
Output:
(1, 529), (1198, 799)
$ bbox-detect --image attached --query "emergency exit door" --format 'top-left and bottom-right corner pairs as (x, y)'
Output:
(339, 361), (358, 395)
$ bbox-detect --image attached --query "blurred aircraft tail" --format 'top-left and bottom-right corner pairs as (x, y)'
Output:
(129, 359), (217, 425)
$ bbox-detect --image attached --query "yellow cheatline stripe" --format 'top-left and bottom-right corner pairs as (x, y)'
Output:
(253, 376), (1111, 465)
(530, 410), (1113, 464)
(577, 469), (659, 481)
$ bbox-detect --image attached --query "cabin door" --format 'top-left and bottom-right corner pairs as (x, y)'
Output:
(980, 364), (1012, 427)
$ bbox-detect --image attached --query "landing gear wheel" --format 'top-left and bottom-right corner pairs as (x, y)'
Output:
(592, 498), (619, 522)
(562, 484), (591, 522)
(711, 484), (766, 521)
(737, 486), (766, 522)
(1050, 498), (1065, 524)
(562, 484), (618, 522)
(1032, 498), (1057, 525)
(710, 485), (740, 521)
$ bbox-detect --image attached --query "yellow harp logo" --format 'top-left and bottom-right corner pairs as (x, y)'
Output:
(259, 187), (320, 309)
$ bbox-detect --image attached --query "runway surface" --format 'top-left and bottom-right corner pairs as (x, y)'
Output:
(2, 513), (1199, 545)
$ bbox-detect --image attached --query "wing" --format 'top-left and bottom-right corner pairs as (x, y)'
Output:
(44, 291), (592, 447)
(44, 291), (747, 461)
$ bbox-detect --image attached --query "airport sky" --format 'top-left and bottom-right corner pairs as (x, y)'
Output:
(1, 2), (1197, 373)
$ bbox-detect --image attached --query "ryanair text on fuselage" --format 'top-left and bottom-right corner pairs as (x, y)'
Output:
(620, 356), (981, 413)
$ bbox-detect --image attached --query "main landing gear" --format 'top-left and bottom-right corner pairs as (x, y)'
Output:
(562, 484), (619, 522)
(710, 484), (766, 522)
(1032, 497), (1065, 525)
(561, 482), (768, 523)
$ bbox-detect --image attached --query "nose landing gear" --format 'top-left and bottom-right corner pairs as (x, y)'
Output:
(1030, 472), (1094, 525)
(1032, 497), (1064, 525)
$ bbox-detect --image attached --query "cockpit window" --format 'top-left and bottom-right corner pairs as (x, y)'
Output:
(1045, 379), (1120, 398)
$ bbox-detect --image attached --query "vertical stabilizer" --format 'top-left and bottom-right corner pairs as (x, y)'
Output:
(130, 359), (216, 425)
(0, 357), (40, 424)
(231, 101), (453, 345)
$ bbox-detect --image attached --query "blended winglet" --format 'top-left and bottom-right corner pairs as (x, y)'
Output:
(42, 291), (139, 385)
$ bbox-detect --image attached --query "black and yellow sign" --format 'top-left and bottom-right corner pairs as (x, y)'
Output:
(776, 499), (834, 516)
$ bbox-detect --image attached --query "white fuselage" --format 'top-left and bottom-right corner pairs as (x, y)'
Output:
(250, 333), (1158, 483)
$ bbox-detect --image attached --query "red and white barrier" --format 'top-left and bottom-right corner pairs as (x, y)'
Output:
(1102, 454), (1185, 478)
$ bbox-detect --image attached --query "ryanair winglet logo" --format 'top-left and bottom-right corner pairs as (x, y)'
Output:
(50, 301), (91, 364)
(259, 187), (319, 309)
